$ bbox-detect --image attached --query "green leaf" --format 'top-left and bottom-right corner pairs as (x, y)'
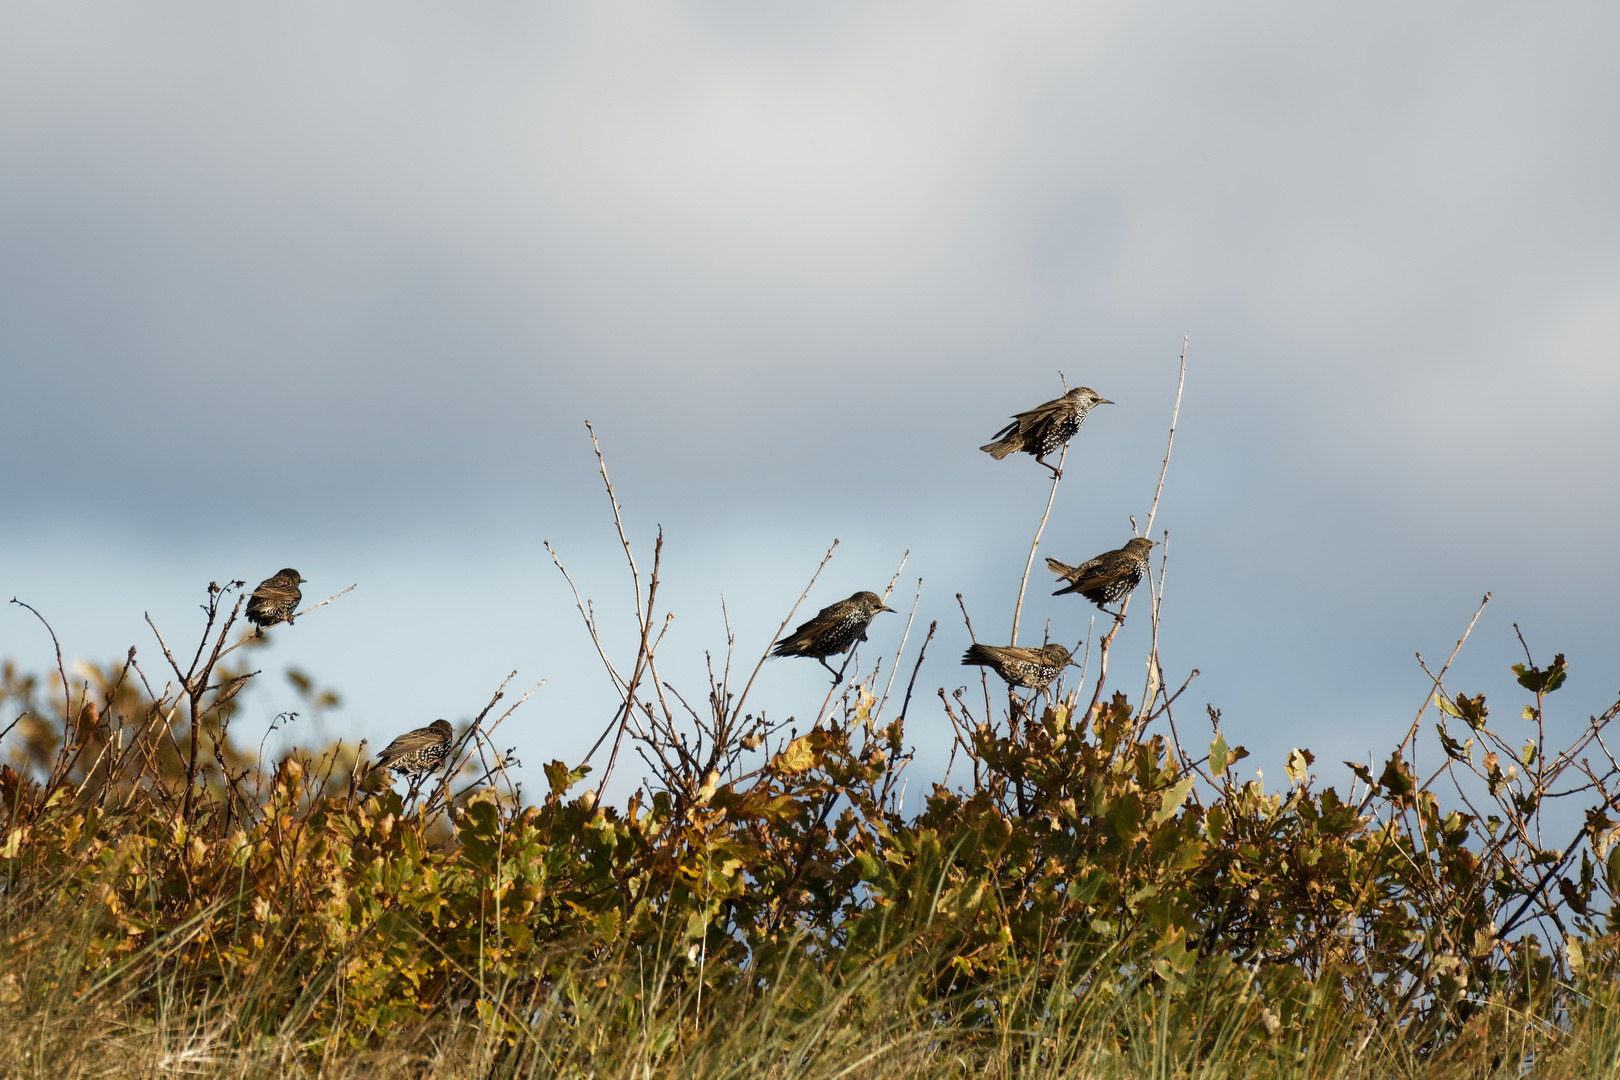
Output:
(1067, 867), (1109, 907)
(1209, 735), (1229, 776)
(1153, 776), (1196, 825)
(1284, 748), (1314, 788)
(1344, 761), (1374, 786)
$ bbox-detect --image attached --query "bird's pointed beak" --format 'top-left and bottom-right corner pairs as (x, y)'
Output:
(881, 605), (896, 613)
(1098, 398), (1115, 405)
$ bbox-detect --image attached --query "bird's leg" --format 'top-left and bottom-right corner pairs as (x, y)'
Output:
(1036, 455), (1063, 480)
(1099, 606), (1127, 622)
(819, 658), (842, 684)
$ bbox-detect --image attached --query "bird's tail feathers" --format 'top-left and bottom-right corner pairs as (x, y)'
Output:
(962, 643), (998, 666)
(980, 419), (1022, 458)
(1053, 571), (1106, 597)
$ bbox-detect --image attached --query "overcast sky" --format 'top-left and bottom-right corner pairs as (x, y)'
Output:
(3, 1), (1617, 806)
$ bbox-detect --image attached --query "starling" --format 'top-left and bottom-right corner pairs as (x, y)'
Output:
(961, 643), (1073, 691)
(245, 568), (306, 634)
(980, 386), (1112, 478)
(771, 590), (895, 681)
(1047, 537), (1155, 619)
(372, 719), (454, 781)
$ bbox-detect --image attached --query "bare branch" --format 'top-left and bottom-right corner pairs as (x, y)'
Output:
(216, 583), (358, 664)
(1011, 443), (1067, 647)
(1142, 336), (1188, 539)
(727, 539), (839, 726)
(876, 577), (924, 722)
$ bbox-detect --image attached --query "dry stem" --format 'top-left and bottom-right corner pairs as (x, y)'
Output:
(1086, 339), (1188, 723)
(1010, 442), (1068, 647)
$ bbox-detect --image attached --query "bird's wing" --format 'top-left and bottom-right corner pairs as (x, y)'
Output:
(1009, 396), (1067, 430)
(375, 732), (424, 762)
(1051, 552), (1110, 593)
(1069, 549), (1143, 591)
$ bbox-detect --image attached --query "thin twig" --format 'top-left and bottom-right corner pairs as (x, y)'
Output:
(216, 584), (358, 664)
(586, 419), (646, 626)
(546, 542), (629, 696)
(1138, 530), (1171, 721)
(876, 578), (924, 722)
(9, 600), (70, 735)
(896, 621), (937, 733)
(1382, 592), (1492, 794)
(727, 540), (839, 726)
(1086, 339), (1187, 721)
(594, 529), (666, 804)
(1011, 443), (1068, 646)
(1143, 337), (1188, 539)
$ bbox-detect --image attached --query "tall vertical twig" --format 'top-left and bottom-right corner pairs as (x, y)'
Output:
(1087, 338), (1188, 722)
(1143, 337), (1188, 539)
(1010, 444), (1068, 647)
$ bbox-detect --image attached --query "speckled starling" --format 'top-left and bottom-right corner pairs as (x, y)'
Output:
(1047, 537), (1155, 619)
(772, 590), (895, 681)
(980, 387), (1112, 478)
(961, 643), (1074, 690)
(372, 719), (454, 781)
(245, 568), (306, 634)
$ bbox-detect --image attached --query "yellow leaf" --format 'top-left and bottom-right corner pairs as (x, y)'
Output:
(777, 736), (816, 773)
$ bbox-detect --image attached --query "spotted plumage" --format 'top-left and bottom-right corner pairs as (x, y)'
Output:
(1047, 537), (1155, 618)
(245, 568), (306, 634)
(772, 590), (895, 681)
(372, 719), (454, 781)
(980, 386), (1112, 478)
(961, 643), (1074, 690)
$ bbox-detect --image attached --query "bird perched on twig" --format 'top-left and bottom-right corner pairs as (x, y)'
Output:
(961, 643), (1074, 691)
(245, 568), (306, 635)
(772, 591), (895, 682)
(1047, 537), (1155, 619)
(980, 386), (1112, 478)
(371, 719), (454, 782)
